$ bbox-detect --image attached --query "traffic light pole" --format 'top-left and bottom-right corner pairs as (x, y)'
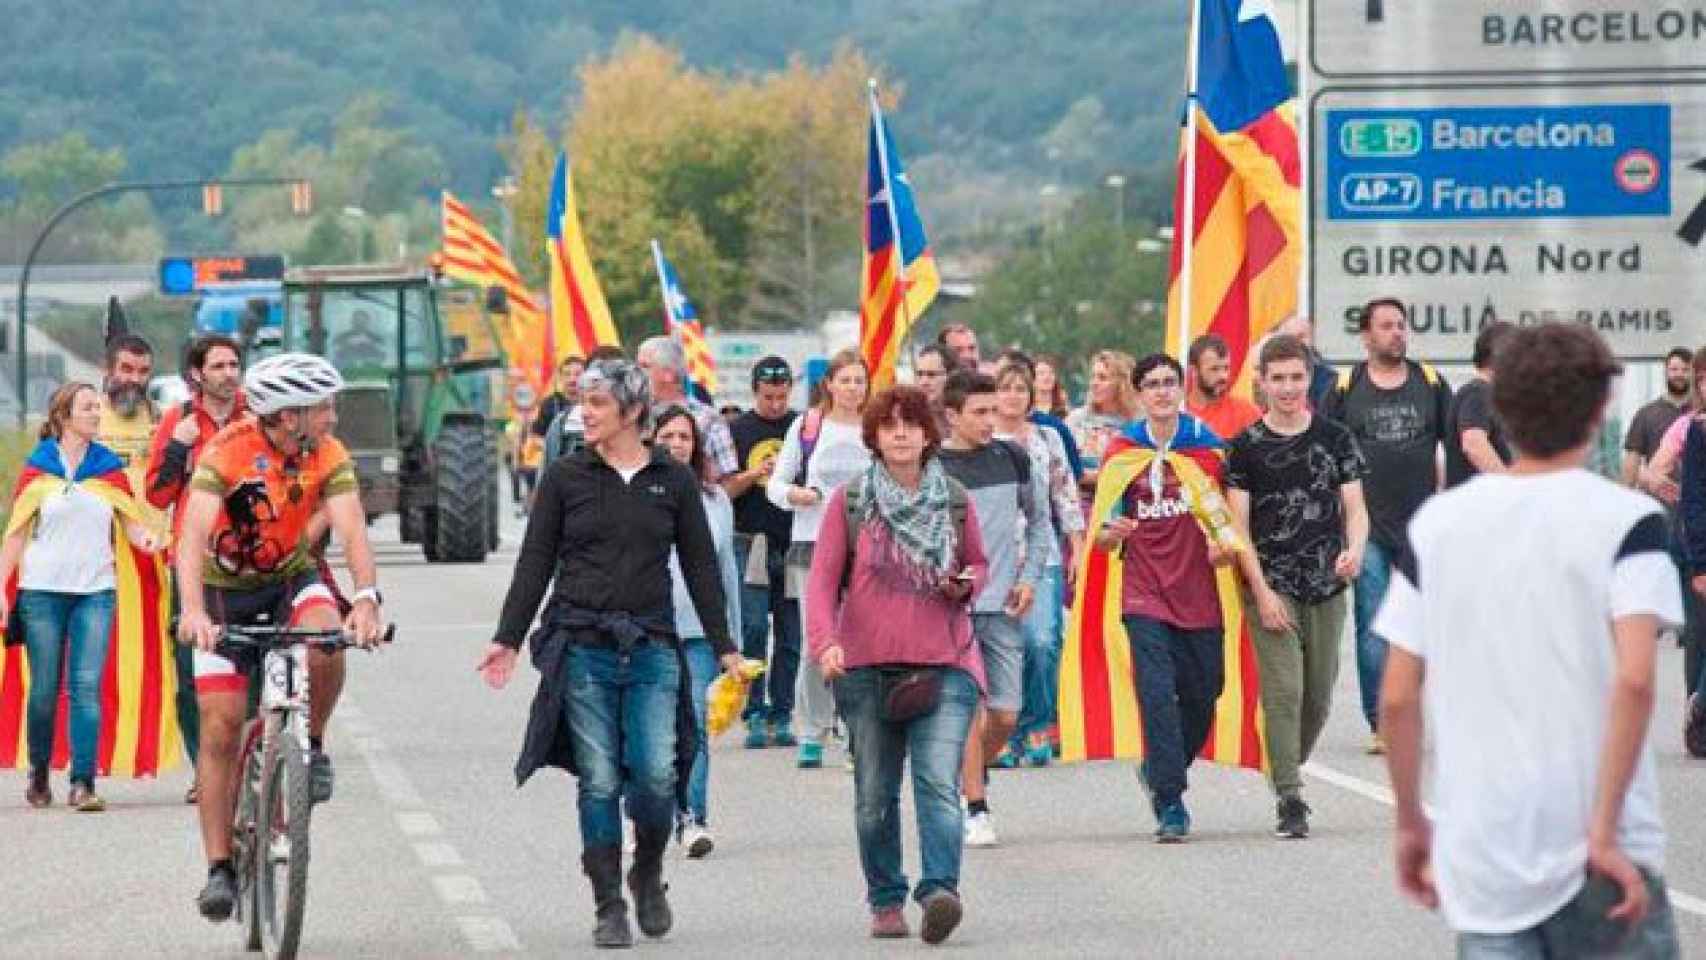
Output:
(13, 176), (307, 427)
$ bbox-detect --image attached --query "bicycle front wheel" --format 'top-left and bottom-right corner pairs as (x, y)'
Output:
(235, 721), (265, 952)
(256, 729), (313, 960)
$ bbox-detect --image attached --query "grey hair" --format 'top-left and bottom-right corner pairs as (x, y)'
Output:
(637, 336), (686, 376)
(579, 359), (654, 432)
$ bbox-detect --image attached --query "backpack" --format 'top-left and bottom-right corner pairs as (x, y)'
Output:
(840, 474), (971, 598)
(990, 438), (1036, 521)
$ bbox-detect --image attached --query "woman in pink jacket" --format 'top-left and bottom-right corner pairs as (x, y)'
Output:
(807, 384), (987, 946)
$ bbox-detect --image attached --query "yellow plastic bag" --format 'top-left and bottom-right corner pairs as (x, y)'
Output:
(705, 659), (766, 737)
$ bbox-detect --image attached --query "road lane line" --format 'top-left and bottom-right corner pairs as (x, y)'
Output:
(1304, 761), (1706, 920)
(396, 811), (443, 837)
(456, 916), (522, 953)
(432, 875), (489, 906)
(414, 841), (466, 868)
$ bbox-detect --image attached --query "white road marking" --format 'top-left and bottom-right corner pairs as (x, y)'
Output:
(432, 874), (489, 905)
(1305, 761), (1706, 920)
(456, 915), (522, 953)
(394, 622), (498, 634)
(396, 811), (443, 837)
(414, 841), (466, 868)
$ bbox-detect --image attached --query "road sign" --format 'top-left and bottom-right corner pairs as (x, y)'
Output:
(1311, 82), (1706, 363)
(1312, 0), (1706, 78)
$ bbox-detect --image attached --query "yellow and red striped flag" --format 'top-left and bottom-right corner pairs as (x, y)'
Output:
(546, 152), (619, 362)
(860, 81), (939, 390)
(440, 191), (552, 392)
(650, 239), (719, 402)
(1167, 0), (1301, 399)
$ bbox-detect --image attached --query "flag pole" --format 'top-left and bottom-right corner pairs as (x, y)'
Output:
(1176, 0), (1204, 363)
(869, 78), (918, 386)
(648, 237), (673, 335)
(1294, 0), (1311, 323)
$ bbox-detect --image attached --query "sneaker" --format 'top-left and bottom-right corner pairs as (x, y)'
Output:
(1023, 733), (1052, 767)
(744, 716), (769, 750)
(68, 781), (105, 813)
(797, 741), (823, 769)
(197, 865), (239, 922)
(309, 750), (334, 804)
(963, 810), (998, 848)
(919, 890), (964, 945)
(25, 768), (50, 808)
(1686, 694), (1706, 759)
(184, 778), (200, 805)
(870, 906), (909, 939)
(1365, 732), (1386, 756)
(991, 744), (1020, 769)
(1275, 796), (1311, 840)
(769, 719), (797, 748)
(682, 822), (714, 859)
(270, 833), (293, 863)
(1156, 802), (1190, 843)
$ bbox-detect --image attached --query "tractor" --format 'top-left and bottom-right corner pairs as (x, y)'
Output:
(277, 265), (504, 562)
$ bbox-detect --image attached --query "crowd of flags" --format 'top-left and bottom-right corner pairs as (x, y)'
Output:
(440, 0), (1296, 407)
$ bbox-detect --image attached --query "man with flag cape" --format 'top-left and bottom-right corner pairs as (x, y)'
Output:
(1, 432), (181, 795)
(1057, 353), (1267, 840)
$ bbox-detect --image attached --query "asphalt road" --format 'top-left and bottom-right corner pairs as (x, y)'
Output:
(4, 508), (1705, 958)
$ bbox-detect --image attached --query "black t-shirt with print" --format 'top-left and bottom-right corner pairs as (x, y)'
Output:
(1319, 361), (1451, 552)
(1443, 377), (1510, 488)
(1226, 416), (1369, 604)
(730, 409), (797, 544)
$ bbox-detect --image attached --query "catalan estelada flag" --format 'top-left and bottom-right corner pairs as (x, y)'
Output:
(441, 191), (552, 394)
(650, 239), (719, 404)
(1058, 417), (1267, 772)
(547, 151), (620, 362)
(860, 81), (940, 390)
(1167, 0), (1301, 398)
(1, 440), (181, 777)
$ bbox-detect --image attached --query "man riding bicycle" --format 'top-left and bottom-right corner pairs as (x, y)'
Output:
(173, 353), (387, 921)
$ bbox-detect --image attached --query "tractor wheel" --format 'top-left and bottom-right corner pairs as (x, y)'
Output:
(427, 421), (492, 563)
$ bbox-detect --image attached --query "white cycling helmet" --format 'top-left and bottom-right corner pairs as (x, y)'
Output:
(244, 353), (345, 415)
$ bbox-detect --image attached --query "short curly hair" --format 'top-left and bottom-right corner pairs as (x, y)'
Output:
(862, 385), (941, 462)
(1492, 323), (1621, 459)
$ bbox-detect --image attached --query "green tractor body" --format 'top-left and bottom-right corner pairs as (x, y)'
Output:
(280, 265), (503, 562)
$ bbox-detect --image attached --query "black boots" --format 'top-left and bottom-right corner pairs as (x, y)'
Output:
(581, 846), (633, 949)
(628, 826), (674, 939)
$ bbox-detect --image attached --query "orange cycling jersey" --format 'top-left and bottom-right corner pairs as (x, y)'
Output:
(189, 420), (358, 589)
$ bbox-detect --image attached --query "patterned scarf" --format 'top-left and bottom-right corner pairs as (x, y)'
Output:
(859, 457), (957, 587)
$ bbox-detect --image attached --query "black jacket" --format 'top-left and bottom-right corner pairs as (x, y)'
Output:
(492, 444), (735, 654)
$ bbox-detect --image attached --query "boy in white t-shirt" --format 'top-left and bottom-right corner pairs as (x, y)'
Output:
(1376, 323), (1682, 958)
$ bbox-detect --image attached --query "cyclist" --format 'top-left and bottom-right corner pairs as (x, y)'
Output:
(173, 353), (387, 922)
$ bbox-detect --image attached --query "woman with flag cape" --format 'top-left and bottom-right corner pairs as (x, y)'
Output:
(1056, 354), (1268, 840)
(0, 382), (175, 811)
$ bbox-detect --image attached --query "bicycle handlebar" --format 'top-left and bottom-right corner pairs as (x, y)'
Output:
(217, 623), (398, 652)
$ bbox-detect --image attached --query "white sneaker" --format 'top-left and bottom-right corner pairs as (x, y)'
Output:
(682, 823), (715, 859)
(963, 811), (998, 848)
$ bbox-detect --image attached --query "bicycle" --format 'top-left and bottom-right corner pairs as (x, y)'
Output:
(220, 622), (395, 959)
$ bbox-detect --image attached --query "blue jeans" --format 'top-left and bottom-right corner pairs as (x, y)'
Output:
(1016, 564), (1065, 740)
(1456, 870), (1678, 959)
(680, 638), (716, 825)
(735, 534), (800, 724)
(833, 666), (978, 910)
(564, 644), (681, 848)
(1123, 616), (1223, 810)
(19, 589), (115, 783)
(1351, 539), (1393, 731)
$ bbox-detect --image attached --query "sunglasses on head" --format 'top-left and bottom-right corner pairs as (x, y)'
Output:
(754, 365), (792, 384)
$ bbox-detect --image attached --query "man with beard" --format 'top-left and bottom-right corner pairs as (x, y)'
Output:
(99, 334), (162, 514)
(1622, 347), (1694, 489)
(1320, 298), (1451, 755)
(146, 335), (249, 800)
(1186, 334), (1261, 441)
(938, 323), (981, 372)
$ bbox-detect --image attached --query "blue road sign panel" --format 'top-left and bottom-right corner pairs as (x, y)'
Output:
(1326, 103), (1671, 221)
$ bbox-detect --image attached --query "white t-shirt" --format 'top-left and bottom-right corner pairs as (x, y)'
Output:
(765, 414), (871, 544)
(1373, 468), (1680, 935)
(19, 484), (117, 594)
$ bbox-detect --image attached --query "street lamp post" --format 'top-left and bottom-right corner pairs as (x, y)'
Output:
(491, 177), (518, 255)
(13, 176), (308, 426)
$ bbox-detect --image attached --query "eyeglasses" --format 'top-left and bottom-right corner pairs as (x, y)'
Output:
(1139, 377), (1181, 392)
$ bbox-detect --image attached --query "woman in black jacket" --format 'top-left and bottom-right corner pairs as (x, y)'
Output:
(478, 359), (742, 949)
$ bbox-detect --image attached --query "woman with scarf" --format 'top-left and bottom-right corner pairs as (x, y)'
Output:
(806, 385), (988, 945)
(0, 382), (162, 811)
